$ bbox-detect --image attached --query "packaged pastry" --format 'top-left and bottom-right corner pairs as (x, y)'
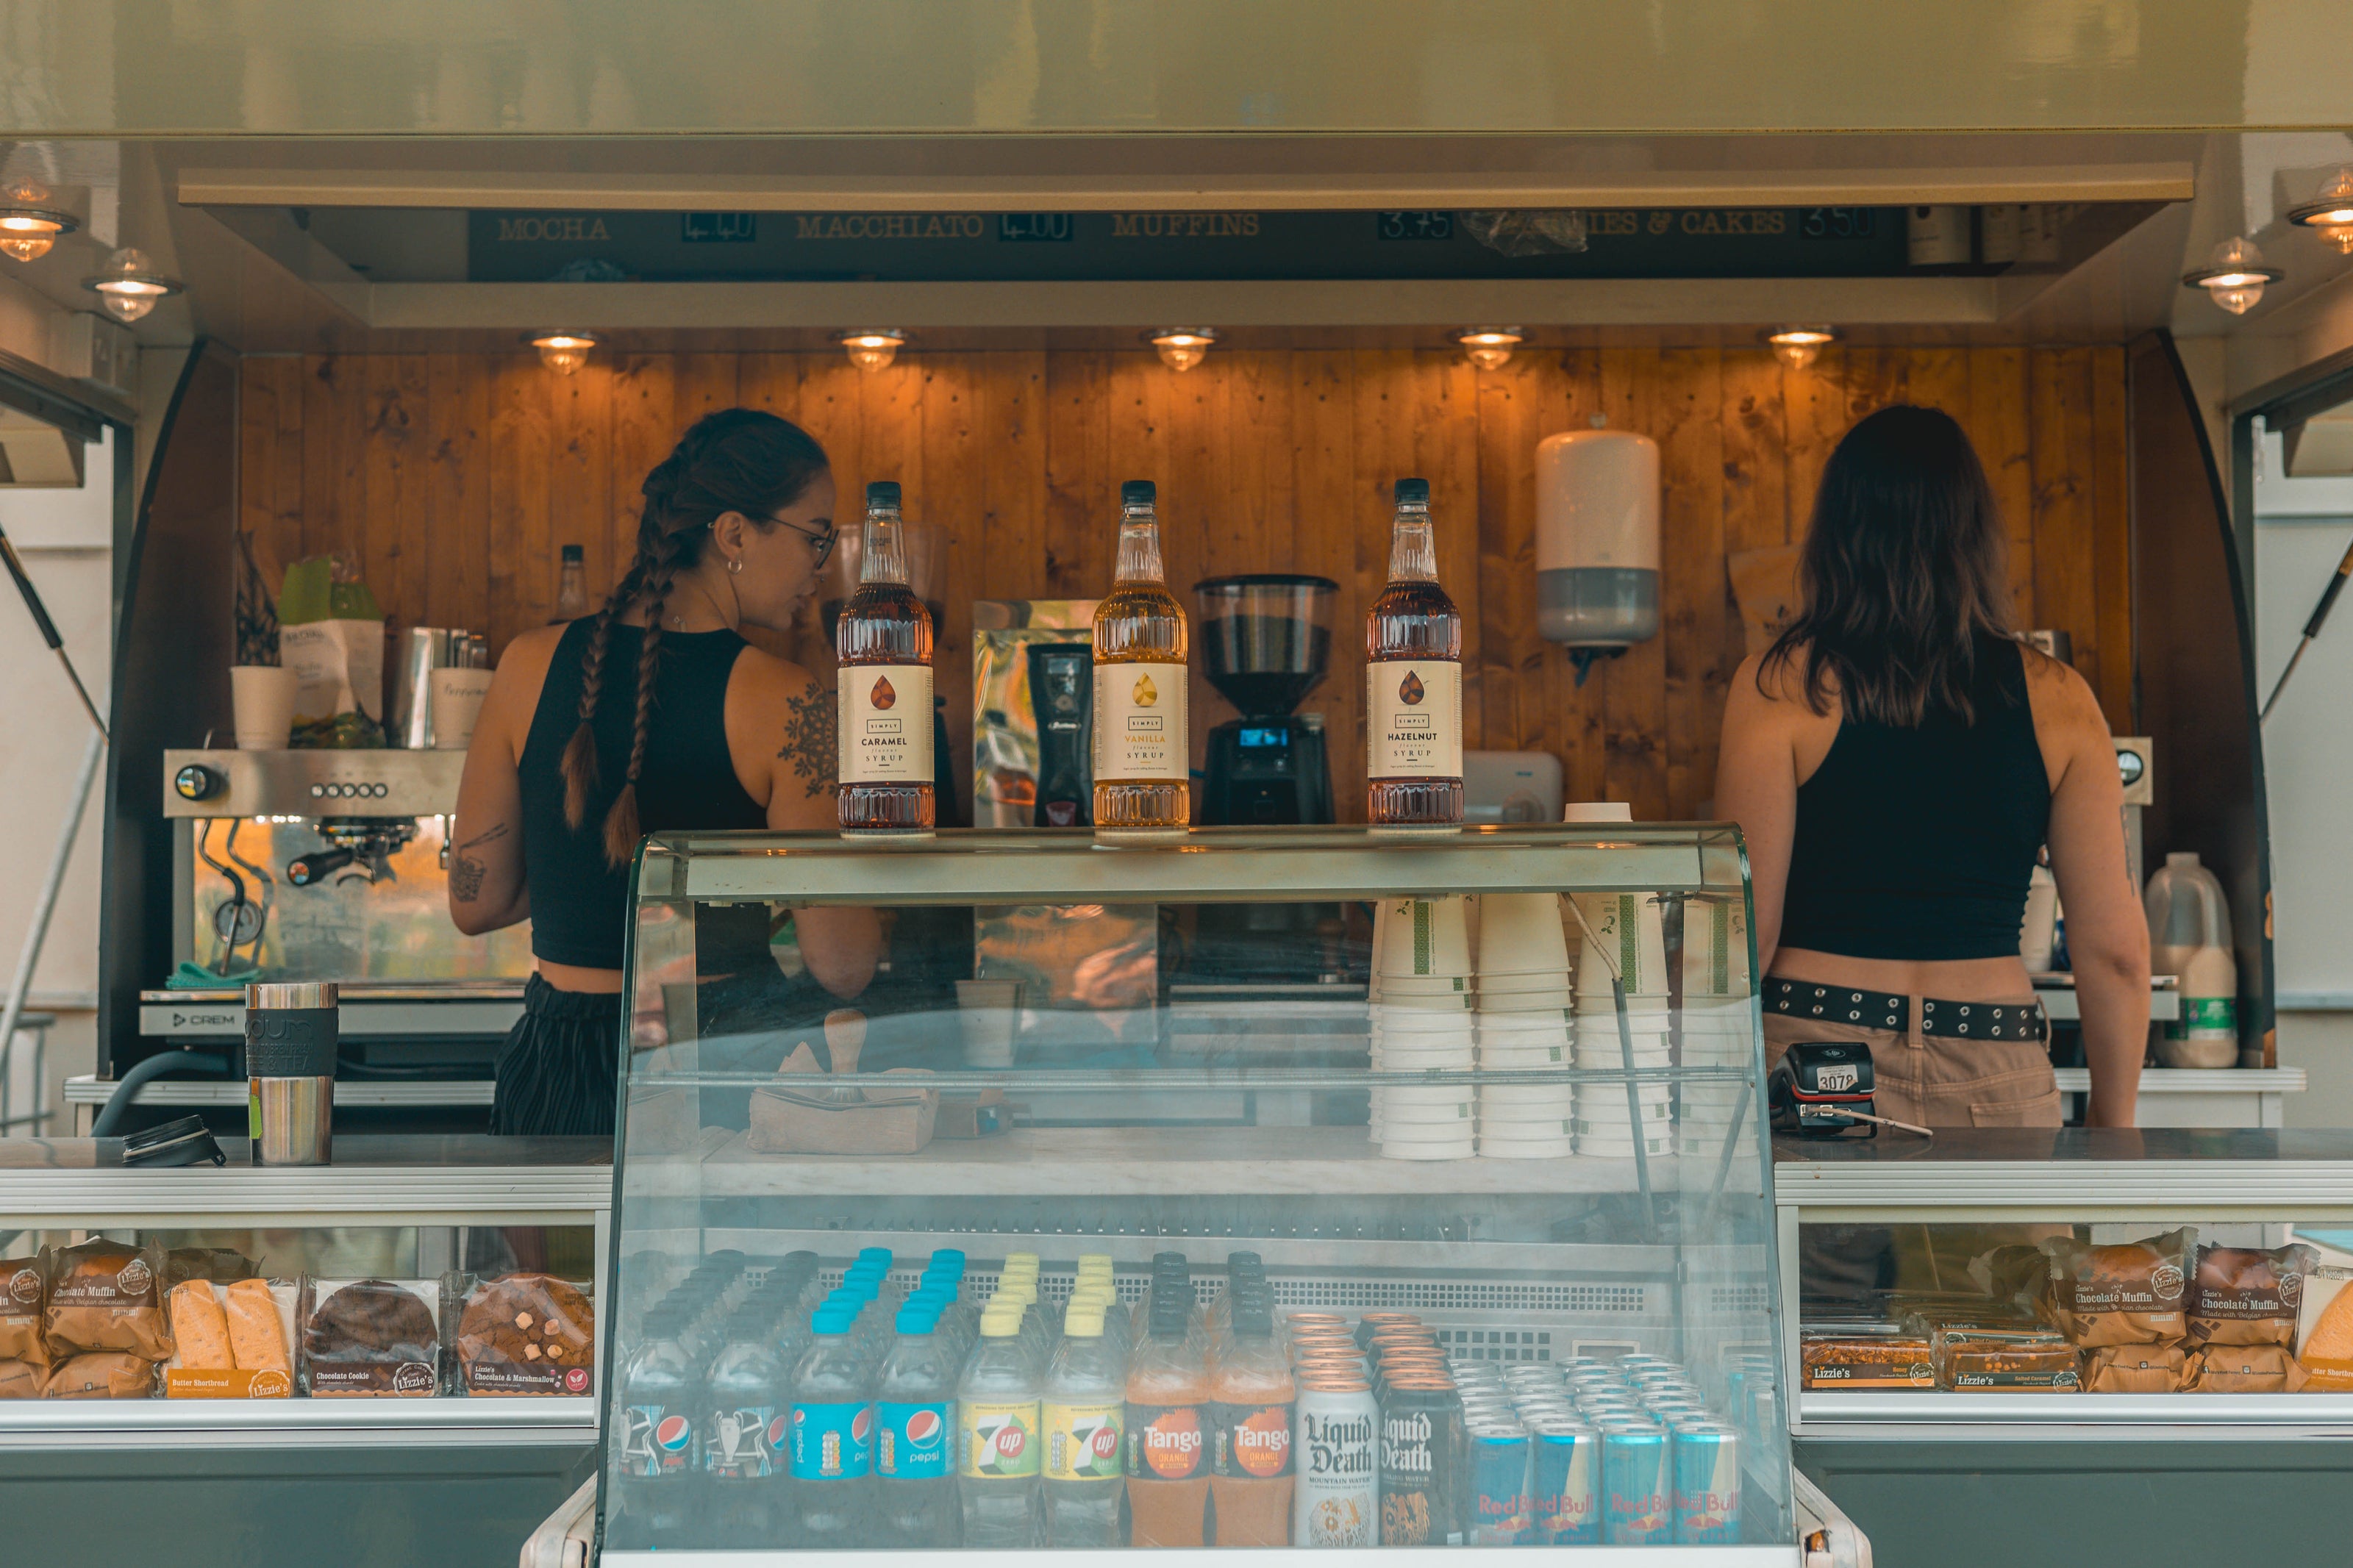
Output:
(226, 1280), (292, 1374)
(1932, 1328), (2082, 1391)
(2039, 1228), (2194, 1347)
(0, 1255), (46, 1367)
(2294, 1266), (2353, 1389)
(454, 1273), (595, 1396)
(2081, 1345), (2188, 1393)
(164, 1279), (296, 1399)
(43, 1351), (157, 1399)
(160, 1247), (257, 1290)
(0, 1359), (43, 1398)
(167, 1281), (232, 1369)
(299, 1279), (442, 1397)
(2186, 1345), (2308, 1393)
(1967, 1245), (2057, 1324)
(42, 1239), (171, 1361)
(1800, 1330), (1937, 1390)
(2189, 1243), (2315, 1347)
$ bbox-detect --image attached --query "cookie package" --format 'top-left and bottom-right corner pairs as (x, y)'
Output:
(298, 1279), (444, 1397)
(453, 1273), (596, 1396)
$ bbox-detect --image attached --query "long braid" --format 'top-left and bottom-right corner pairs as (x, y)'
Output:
(599, 529), (687, 865)
(558, 562), (646, 831)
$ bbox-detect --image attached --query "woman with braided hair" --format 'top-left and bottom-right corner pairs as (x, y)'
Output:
(448, 409), (880, 1136)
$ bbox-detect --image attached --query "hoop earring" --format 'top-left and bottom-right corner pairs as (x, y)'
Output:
(726, 556), (743, 576)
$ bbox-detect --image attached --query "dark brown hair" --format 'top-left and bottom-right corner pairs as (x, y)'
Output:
(562, 408), (829, 864)
(1760, 404), (2014, 727)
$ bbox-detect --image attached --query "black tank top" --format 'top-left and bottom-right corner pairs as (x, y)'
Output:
(519, 620), (768, 970)
(1777, 634), (2050, 962)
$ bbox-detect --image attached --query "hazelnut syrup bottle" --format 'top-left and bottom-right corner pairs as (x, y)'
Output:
(835, 481), (937, 834)
(1091, 481), (1191, 832)
(1365, 478), (1464, 826)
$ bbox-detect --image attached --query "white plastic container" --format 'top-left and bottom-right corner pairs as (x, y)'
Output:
(2143, 851), (2238, 1068)
(1534, 429), (1660, 650)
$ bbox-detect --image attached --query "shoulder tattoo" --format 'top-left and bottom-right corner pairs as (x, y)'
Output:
(778, 684), (839, 800)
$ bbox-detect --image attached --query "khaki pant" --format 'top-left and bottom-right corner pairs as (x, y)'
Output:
(1762, 992), (2061, 1128)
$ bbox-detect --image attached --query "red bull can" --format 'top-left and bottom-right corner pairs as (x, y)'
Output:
(1671, 1422), (1742, 1544)
(1528, 1421), (1599, 1545)
(1465, 1423), (1533, 1544)
(1599, 1422), (1671, 1545)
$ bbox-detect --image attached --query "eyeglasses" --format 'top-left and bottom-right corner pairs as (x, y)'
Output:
(766, 513), (838, 570)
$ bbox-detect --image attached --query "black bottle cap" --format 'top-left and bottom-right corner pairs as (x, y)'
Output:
(868, 480), (902, 508)
(1394, 478), (1430, 504)
(561, 543), (584, 563)
(1121, 480), (1157, 506)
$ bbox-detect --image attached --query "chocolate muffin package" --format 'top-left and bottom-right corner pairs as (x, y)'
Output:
(298, 1278), (444, 1397)
(43, 1352), (157, 1399)
(41, 1239), (171, 1361)
(2038, 1227), (2195, 1347)
(2188, 1242), (2318, 1347)
(0, 1255), (47, 1367)
(0, 1358), (44, 1398)
(451, 1272), (595, 1396)
(2082, 1345), (2188, 1393)
(2185, 1344), (2310, 1393)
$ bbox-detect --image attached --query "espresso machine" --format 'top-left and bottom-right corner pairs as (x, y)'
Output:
(1195, 574), (1338, 826)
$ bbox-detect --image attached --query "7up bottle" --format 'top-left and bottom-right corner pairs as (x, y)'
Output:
(957, 1305), (1041, 1546)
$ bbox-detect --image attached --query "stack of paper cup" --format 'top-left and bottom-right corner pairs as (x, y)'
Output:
(1674, 1072), (1754, 1155)
(1677, 895), (1755, 1150)
(1472, 892), (1576, 1159)
(1572, 989), (1673, 1159)
(1371, 897), (1477, 1160)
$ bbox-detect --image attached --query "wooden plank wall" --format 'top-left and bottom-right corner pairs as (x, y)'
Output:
(238, 342), (2131, 822)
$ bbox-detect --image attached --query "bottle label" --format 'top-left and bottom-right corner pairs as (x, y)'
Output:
(703, 1402), (782, 1481)
(838, 665), (935, 784)
(959, 1397), (1041, 1480)
(876, 1400), (953, 1479)
(1213, 1398), (1296, 1478)
(1043, 1398), (1125, 1481)
(2165, 996), (2237, 1041)
(789, 1399), (874, 1481)
(620, 1404), (695, 1479)
(1126, 1400), (1209, 1481)
(1368, 661), (1463, 780)
(1093, 662), (1189, 781)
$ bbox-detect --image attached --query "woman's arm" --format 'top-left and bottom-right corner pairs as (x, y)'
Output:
(1713, 655), (1803, 975)
(447, 631), (557, 936)
(2036, 665), (2149, 1127)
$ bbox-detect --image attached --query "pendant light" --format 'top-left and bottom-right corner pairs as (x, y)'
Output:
(834, 329), (907, 372)
(2288, 168), (2353, 256)
(527, 330), (599, 376)
(1763, 325), (1839, 370)
(1146, 327), (1218, 372)
(1454, 327), (1524, 370)
(2182, 237), (2282, 315)
(0, 178), (76, 262)
(82, 247), (184, 322)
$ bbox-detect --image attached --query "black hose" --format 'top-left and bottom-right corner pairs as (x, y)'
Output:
(89, 1050), (231, 1138)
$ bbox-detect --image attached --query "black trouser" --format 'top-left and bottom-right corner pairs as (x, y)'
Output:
(490, 973), (621, 1137)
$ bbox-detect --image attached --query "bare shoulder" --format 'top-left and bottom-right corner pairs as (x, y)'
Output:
(496, 623), (568, 683)
(1729, 646), (1834, 720)
(2018, 642), (2109, 735)
(478, 624), (570, 759)
(726, 646), (836, 803)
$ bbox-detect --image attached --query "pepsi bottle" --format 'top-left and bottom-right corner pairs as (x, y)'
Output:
(789, 1304), (875, 1544)
(703, 1309), (790, 1547)
(613, 1309), (701, 1546)
(875, 1303), (962, 1547)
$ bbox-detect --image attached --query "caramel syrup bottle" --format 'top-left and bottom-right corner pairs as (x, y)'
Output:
(836, 480), (937, 833)
(1091, 480), (1191, 831)
(1365, 478), (1464, 826)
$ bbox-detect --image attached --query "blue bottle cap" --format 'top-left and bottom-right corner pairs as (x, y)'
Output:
(930, 1248), (966, 1267)
(895, 1306), (938, 1336)
(856, 1247), (893, 1264)
(812, 1306), (857, 1336)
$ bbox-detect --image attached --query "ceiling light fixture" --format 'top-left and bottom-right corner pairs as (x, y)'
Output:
(1764, 325), (1840, 370)
(82, 247), (183, 323)
(2288, 168), (2353, 256)
(1454, 326), (1525, 370)
(1146, 327), (1219, 373)
(2182, 237), (2282, 315)
(527, 330), (599, 376)
(834, 329), (907, 372)
(0, 178), (75, 263)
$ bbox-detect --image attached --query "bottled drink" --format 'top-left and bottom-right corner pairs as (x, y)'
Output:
(613, 1309), (701, 1547)
(702, 1309), (790, 1547)
(1366, 477), (1464, 826)
(1092, 480), (1192, 832)
(1042, 1305), (1128, 1544)
(788, 1305), (874, 1544)
(836, 481), (938, 834)
(958, 1306), (1043, 1546)
(1211, 1297), (1299, 1545)
(875, 1304), (961, 1547)
(554, 543), (588, 622)
(1126, 1285), (1213, 1546)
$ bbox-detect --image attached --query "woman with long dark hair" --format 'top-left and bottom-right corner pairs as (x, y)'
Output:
(1715, 404), (2148, 1126)
(448, 409), (879, 1136)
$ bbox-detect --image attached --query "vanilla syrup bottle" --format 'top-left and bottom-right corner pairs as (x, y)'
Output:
(1365, 478), (1464, 826)
(836, 481), (937, 834)
(1091, 481), (1191, 832)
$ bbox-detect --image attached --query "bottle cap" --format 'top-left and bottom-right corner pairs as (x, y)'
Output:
(930, 1248), (966, 1269)
(1121, 480), (1156, 506)
(866, 481), (901, 509)
(1065, 1310), (1105, 1338)
(561, 543), (584, 563)
(895, 1306), (938, 1336)
(1004, 1252), (1040, 1268)
(1395, 477), (1431, 504)
(980, 1309), (1022, 1338)
(812, 1307), (857, 1336)
(856, 1247), (893, 1264)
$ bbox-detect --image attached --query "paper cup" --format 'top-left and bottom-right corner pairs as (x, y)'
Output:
(1682, 895), (1752, 997)
(1382, 1139), (1477, 1161)
(428, 665), (494, 749)
(1570, 893), (1669, 998)
(1479, 1045), (1568, 1070)
(1376, 896), (1473, 979)
(1476, 892), (1571, 975)
(231, 665), (300, 750)
(1575, 1132), (1672, 1159)
(1479, 1139), (1577, 1160)
(954, 978), (1020, 1068)
(1379, 1098), (1477, 1125)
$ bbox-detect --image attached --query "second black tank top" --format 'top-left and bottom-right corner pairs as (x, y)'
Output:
(1777, 633), (2051, 962)
(518, 619), (768, 970)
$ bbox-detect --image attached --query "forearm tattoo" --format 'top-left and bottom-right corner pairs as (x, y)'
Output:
(778, 687), (839, 800)
(450, 822), (508, 904)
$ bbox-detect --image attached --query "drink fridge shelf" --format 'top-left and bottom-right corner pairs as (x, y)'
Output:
(0, 1396), (597, 1450)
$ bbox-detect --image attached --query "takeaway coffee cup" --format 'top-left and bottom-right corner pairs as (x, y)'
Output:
(429, 667), (494, 749)
(245, 981), (335, 1166)
(231, 665), (300, 750)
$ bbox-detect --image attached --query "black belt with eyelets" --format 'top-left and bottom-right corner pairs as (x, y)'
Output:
(1763, 977), (2049, 1042)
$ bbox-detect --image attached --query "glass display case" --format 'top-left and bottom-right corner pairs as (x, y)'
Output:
(600, 824), (1796, 1561)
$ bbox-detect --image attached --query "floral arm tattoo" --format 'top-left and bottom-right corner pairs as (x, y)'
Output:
(778, 686), (839, 800)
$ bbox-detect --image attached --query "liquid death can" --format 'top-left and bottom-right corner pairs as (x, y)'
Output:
(1671, 1422), (1743, 1544)
(1293, 1375), (1381, 1547)
(1378, 1375), (1465, 1545)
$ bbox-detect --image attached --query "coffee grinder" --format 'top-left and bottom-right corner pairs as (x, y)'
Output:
(1195, 574), (1337, 826)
